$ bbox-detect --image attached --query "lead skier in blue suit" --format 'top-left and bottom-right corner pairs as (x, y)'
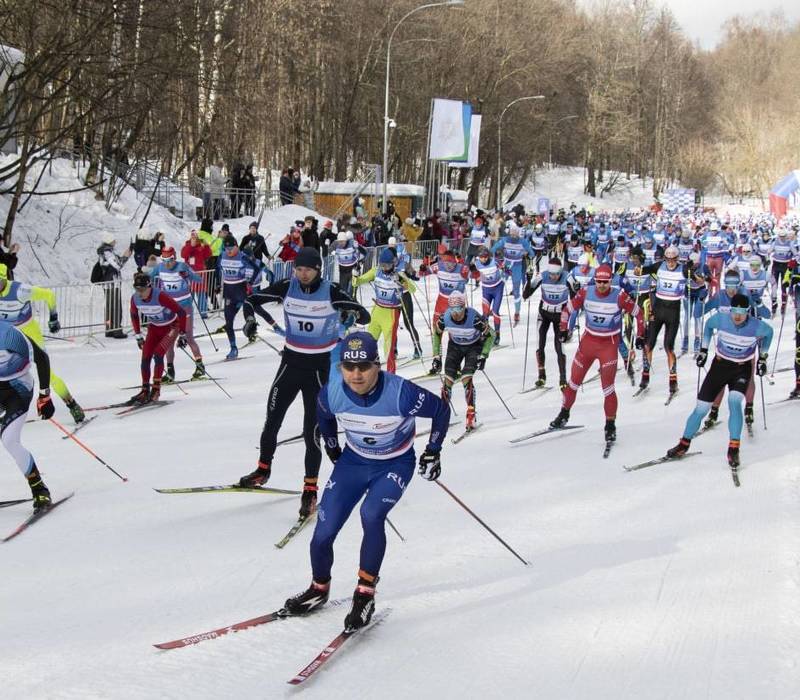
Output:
(283, 331), (451, 631)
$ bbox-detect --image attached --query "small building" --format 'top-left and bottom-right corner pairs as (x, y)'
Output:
(313, 182), (425, 222)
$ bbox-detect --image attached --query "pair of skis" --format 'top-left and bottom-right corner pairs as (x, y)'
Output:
(2, 493), (74, 542)
(153, 596), (389, 686)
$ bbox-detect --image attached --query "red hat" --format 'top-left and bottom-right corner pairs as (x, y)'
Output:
(595, 264), (613, 282)
(161, 246), (176, 259)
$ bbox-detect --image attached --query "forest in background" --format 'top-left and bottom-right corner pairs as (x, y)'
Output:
(1, 0), (799, 240)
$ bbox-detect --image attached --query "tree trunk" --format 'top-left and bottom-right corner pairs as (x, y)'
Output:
(2, 133), (32, 246)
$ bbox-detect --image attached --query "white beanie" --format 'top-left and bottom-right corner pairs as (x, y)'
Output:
(337, 232), (347, 242)
(388, 236), (397, 246)
(101, 232), (115, 245)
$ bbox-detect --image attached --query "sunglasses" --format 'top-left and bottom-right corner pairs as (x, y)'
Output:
(595, 279), (611, 285)
(449, 305), (466, 313)
(730, 306), (749, 314)
(341, 361), (376, 372)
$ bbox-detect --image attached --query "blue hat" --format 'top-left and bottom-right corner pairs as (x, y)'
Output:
(379, 248), (395, 265)
(341, 332), (380, 363)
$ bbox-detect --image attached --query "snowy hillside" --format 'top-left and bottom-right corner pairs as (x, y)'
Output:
(0, 155), (326, 286)
(1, 276), (798, 699)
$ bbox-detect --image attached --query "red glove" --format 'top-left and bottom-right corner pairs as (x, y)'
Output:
(37, 390), (54, 420)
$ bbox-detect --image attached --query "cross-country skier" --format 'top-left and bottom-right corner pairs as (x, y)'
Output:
(0, 320), (56, 511)
(238, 247), (369, 517)
(353, 248), (416, 373)
(0, 265), (85, 423)
(129, 273), (188, 404)
(430, 291), (494, 432)
(470, 246), (505, 345)
(491, 222), (534, 326)
(665, 293), (773, 468)
(282, 331), (450, 630)
(522, 257), (570, 388)
(217, 235), (260, 360)
(387, 237), (423, 359)
(418, 247), (471, 328)
(333, 231), (362, 296)
(149, 246), (206, 382)
(549, 264), (645, 444)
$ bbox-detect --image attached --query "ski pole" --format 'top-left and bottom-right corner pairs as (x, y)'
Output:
(257, 335), (283, 355)
(770, 311), (786, 376)
(481, 369), (516, 419)
(192, 292), (218, 352)
(504, 283), (516, 348)
(521, 297), (532, 392)
(435, 480), (528, 566)
(385, 515), (404, 542)
(49, 418), (128, 482)
(179, 346), (233, 399)
(759, 373), (767, 430)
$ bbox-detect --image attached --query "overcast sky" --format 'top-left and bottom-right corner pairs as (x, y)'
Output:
(662, 0), (800, 48)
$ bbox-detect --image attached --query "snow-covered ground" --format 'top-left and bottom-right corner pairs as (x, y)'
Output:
(1, 276), (798, 699)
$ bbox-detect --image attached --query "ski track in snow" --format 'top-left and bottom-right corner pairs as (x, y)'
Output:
(1, 267), (800, 698)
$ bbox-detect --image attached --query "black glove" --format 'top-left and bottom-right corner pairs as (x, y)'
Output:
(177, 333), (188, 349)
(243, 316), (258, 339)
(36, 390), (54, 420)
(324, 439), (342, 463)
(635, 335), (645, 349)
(476, 355), (487, 371)
(48, 312), (60, 333)
(522, 282), (533, 300)
(135, 333), (145, 350)
(430, 356), (442, 374)
(696, 348), (708, 368)
(558, 328), (569, 343)
(757, 352), (768, 376)
(418, 449), (441, 481)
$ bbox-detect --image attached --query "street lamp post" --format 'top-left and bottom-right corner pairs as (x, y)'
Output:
(548, 115), (578, 169)
(496, 95), (545, 212)
(382, 0), (464, 216)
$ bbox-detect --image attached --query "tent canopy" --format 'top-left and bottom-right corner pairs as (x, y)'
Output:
(769, 170), (800, 219)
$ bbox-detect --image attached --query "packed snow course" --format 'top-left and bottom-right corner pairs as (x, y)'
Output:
(1, 275), (798, 699)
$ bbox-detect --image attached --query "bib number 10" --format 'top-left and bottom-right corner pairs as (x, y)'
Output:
(296, 320), (315, 332)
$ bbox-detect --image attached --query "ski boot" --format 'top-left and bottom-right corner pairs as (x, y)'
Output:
(513, 312), (520, 327)
(744, 402), (754, 427)
(411, 348), (422, 360)
(284, 580), (330, 616)
(638, 371), (650, 391)
(226, 345), (238, 361)
(191, 360), (207, 380)
(549, 407), (570, 429)
(493, 332), (501, 347)
(65, 398), (85, 423)
(666, 437), (691, 459)
(668, 376), (678, 397)
(789, 382), (800, 400)
(680, 338), (689, 355)
(149, 382), (161, 402)
(162, 364), (176, 384)
(344, 580), (376, 632)
(465, 405), (476, 431)
(27, 466), (51, 512)
(534, 370), (547, 388)
(703, 406), (719, 429)
(238, 461), (271, 488)
(693, 337), (701, 355)
(771, 300), (778, 316)
(727, 440), (740, 468)
(129, 383), (151, 405)
(604, 419), (616, 443)
(299, 477), (318, 518)
(626, 361), (636, 382)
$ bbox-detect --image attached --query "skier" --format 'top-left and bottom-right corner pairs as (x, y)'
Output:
(149, 247), (206, 382)
(0, 320), (56, 511)
(639, 245), (692, 397)
(769, 228), (795, 315)
(465, 216), (489, 263)
(681, 251), (711, 356)
(387, 237), (424, 360)
(418, 247), (471, 328)
(522, 257), (570, 388)
(491, 222), (534, 325)
(238, 247), (369, 517)
(430, 291), (494, 432)
(217, 235), (260, 360)
(352, 247), (416, 373)
(470, 246), (505, 345)
(665, 293), (773, 468)
(549, 264), (645, 444)
(333, 231), (362, 297)
(701, 221), (730, 297)
(0, 265), (85, 423)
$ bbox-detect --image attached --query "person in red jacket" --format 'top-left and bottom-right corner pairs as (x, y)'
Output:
(181, 230), (213, 318)
(129, 273), (188, 405)
(277, 228), (303, 262)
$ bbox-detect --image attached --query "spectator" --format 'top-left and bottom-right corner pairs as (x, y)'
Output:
(277, 227), (303, 262)
(291, 169), (302, 200)
(299, 178), (317, 210)
(151, 231), (167, 258)
(319, 219), (336, 257)
(301, 216), (320, 250)
(230, 162), (245, 218)
(208, 161), (226, 219)
(402, 217), (422, 243)
(95, 232), (133, 338)
(182, 229), (213, 317)
(240, 221), (270, 264)
(243, 165), (257, 216)
(133, 231), (154, 271)
(0, 240), (20, 280)
(279, 168), (295, 205)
